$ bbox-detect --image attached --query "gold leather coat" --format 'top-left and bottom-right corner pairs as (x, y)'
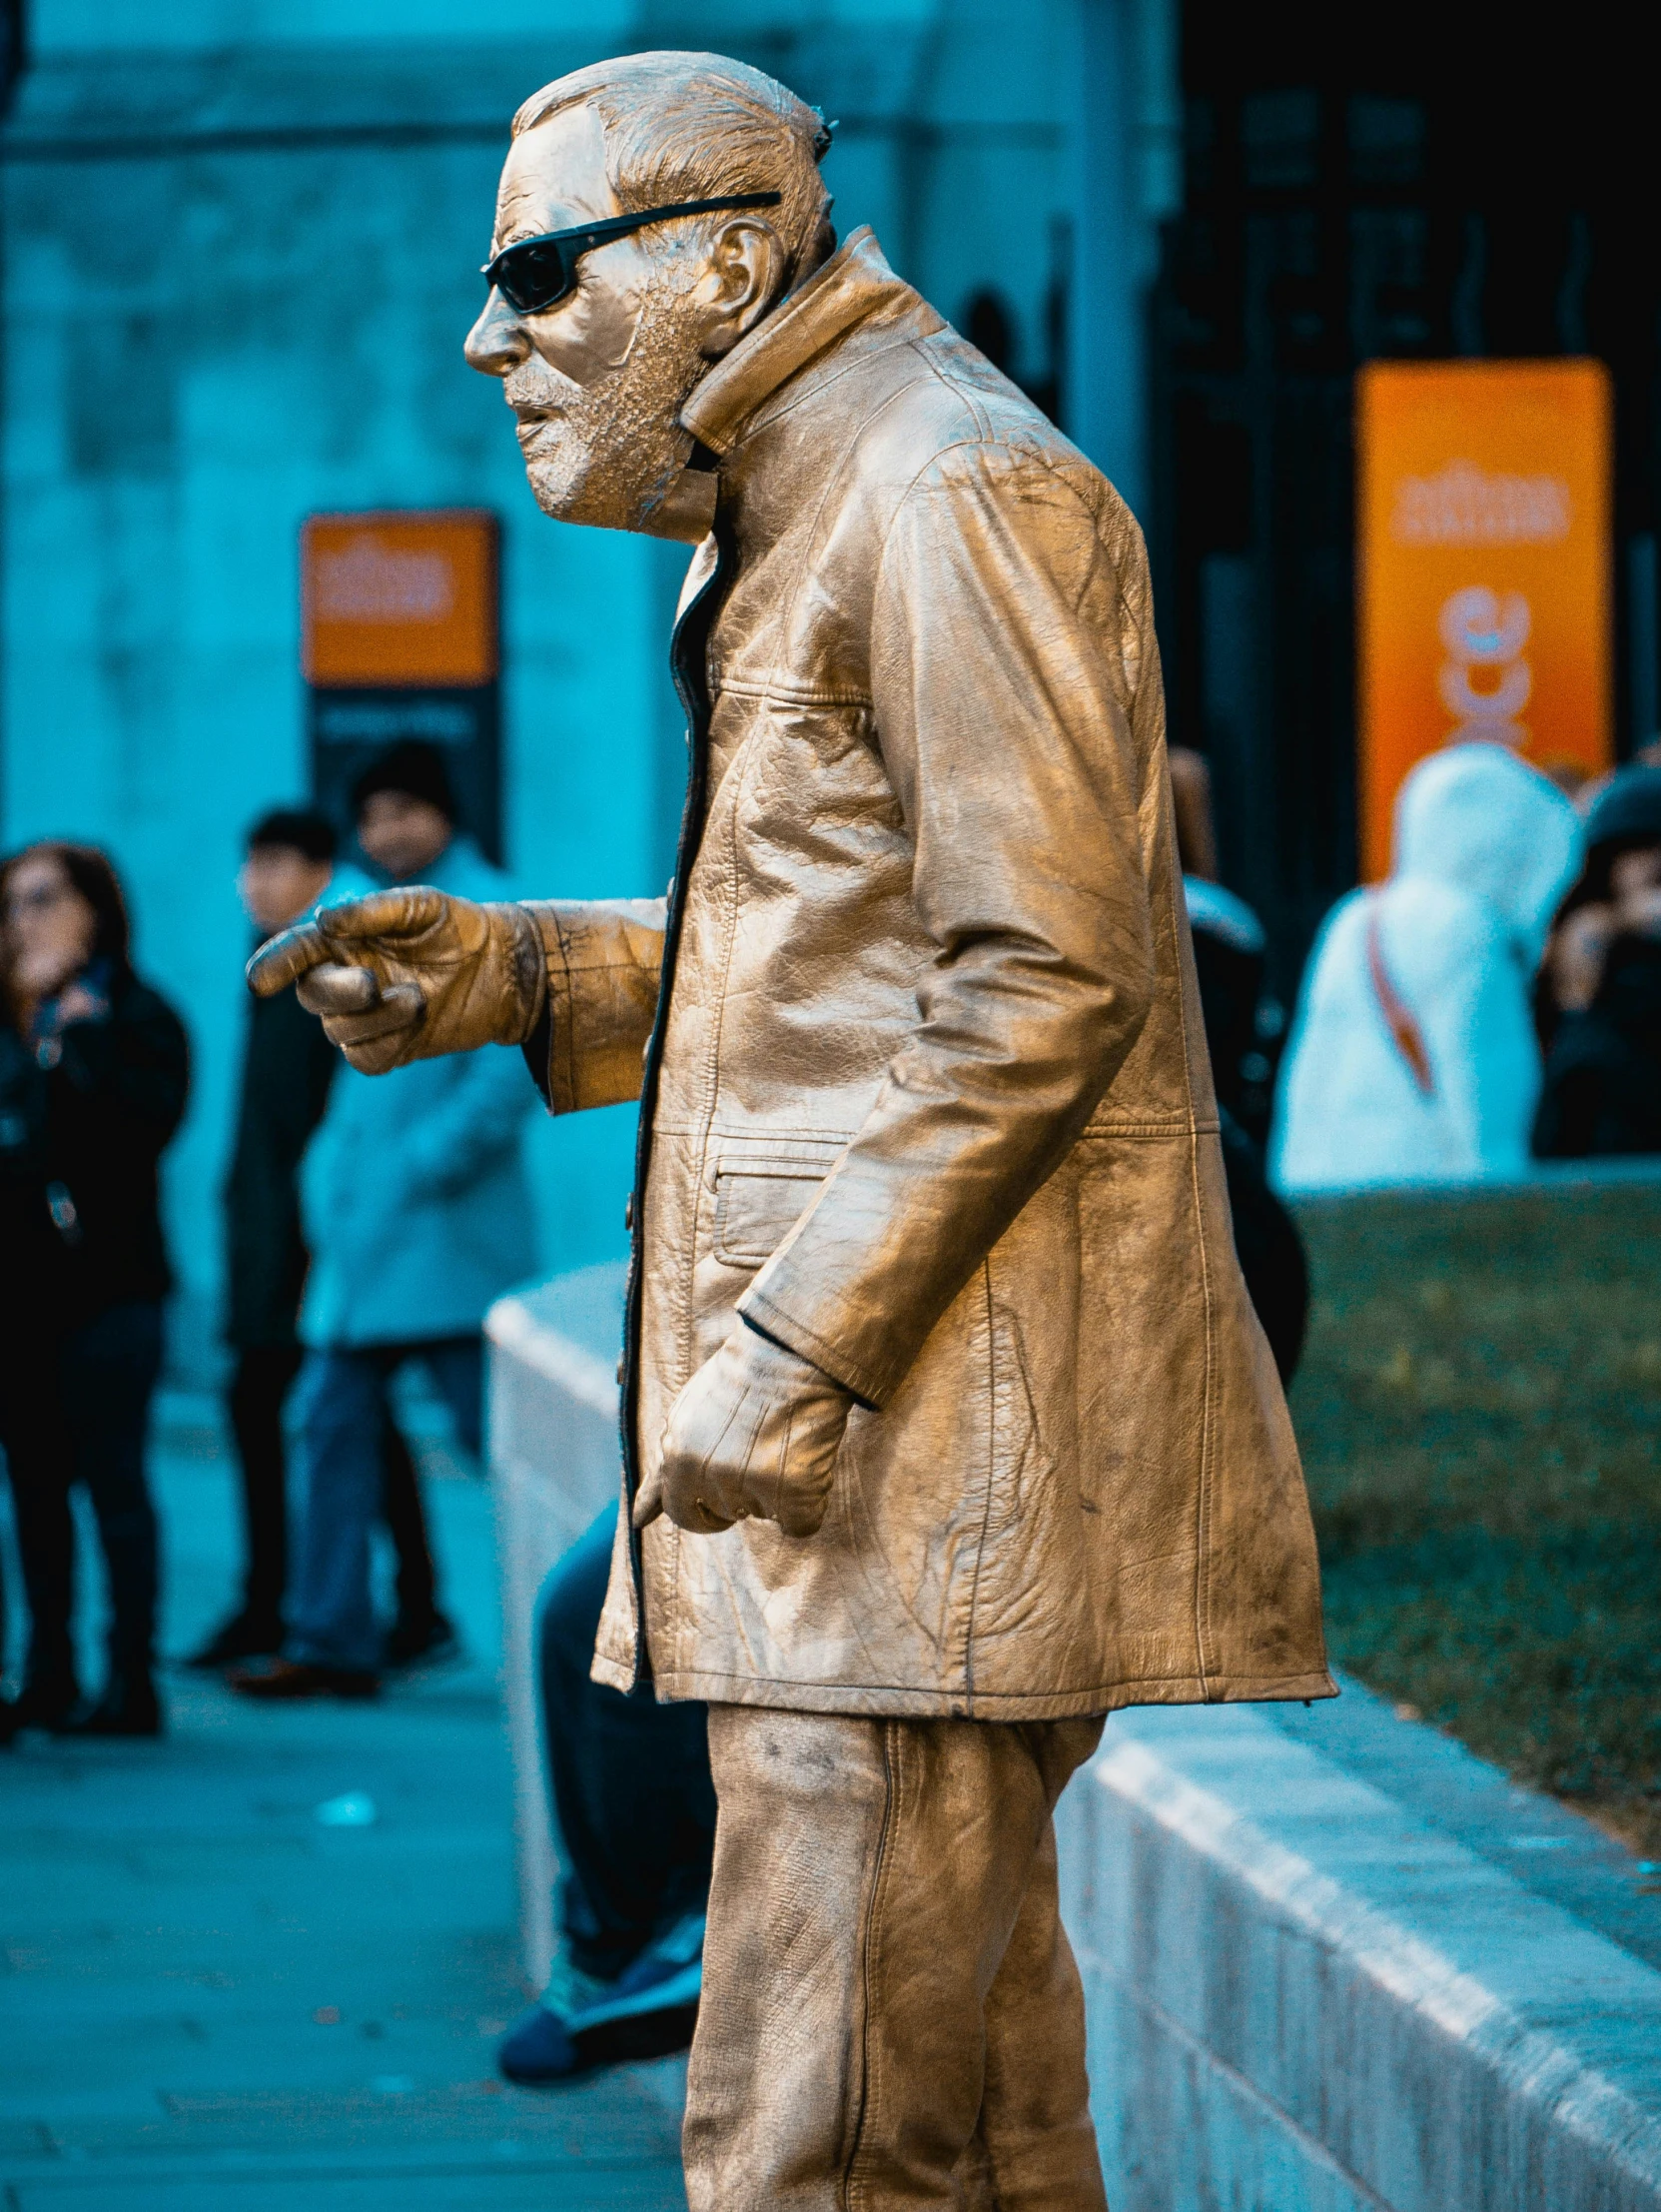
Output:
(525, 229), (1333, 1718)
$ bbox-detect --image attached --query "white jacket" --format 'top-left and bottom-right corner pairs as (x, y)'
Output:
(1272, 744), (1581, 1192)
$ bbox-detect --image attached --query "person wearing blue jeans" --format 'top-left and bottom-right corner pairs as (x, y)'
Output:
(498, 1504), (717, 2082)
(262, 1336), (482, 1687)
(230, 742), (537, 1702)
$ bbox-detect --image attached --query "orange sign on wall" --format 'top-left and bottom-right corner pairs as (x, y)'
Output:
(1356, 360), (1611, 879)
(302, 510), (497, 688)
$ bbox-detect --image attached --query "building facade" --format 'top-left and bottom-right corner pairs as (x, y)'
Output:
(0, 0), (1177, 1375)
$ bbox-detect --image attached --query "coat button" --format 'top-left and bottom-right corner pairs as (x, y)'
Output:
(615, 1356), (625, 1385)
(624, 1195), (634, 1232)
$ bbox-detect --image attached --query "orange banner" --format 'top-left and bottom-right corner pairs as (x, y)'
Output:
(302, 511), (497, 688)
(1356, 360), (1611, 879)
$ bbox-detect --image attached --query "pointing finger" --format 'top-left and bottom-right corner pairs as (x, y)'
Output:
(247, 921), (336, 997)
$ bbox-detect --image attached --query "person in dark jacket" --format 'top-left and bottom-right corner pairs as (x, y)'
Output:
(1534, 765), (1661, 1159)
(185, 810), (338, 1667)
(1168, 745), (1308, 1380)
(0, 841), (188, 1737)
(188, 807), (448, 1669)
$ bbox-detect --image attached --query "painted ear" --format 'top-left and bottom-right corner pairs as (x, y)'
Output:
(701, 220), (790, 359)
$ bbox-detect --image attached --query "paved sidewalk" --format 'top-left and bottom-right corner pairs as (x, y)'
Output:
(0, 1396), (687, 2211)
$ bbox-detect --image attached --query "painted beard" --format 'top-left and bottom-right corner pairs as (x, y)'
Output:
(505, 272), (708, 535)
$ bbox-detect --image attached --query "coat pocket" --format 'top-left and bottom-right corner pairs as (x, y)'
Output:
(711, 1162), (829, 1267)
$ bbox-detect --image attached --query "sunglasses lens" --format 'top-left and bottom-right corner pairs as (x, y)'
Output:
(495, 239), (574, 315)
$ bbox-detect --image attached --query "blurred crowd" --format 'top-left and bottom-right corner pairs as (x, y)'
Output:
(0, 736), (719, 2085)
(5, 728), (1659, 1735)
(1, 740), (537, 1743)
(1270, 742), (1661, 1187)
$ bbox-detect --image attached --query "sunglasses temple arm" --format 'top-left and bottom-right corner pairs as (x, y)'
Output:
(484, 193), (784, 289)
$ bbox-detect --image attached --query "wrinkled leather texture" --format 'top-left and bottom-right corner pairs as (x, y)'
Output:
(685, 1705), (1107, 2212)
(527, 229), (1333, 1718)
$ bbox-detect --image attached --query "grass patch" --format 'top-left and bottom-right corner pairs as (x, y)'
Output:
(1288, 1182), (1661, 1852)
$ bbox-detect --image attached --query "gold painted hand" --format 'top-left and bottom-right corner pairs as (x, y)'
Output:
(639, 1324), (853, 1540)
(247, 887), (545, 1075)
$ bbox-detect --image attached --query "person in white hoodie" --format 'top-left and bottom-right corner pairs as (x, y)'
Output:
(1272, 742), (1581, 1192)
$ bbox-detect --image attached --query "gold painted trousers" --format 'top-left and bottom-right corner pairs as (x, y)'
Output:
(682, 1705), (1109, 2211)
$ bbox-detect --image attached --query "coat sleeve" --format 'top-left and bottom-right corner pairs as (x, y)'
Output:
(395, 1041), (538, 1202)
(739, 442), (1158, 1407)
(519, 898), (667, 1115)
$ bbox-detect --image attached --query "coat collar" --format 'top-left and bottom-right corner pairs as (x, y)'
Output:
(680, 227), (931, 459)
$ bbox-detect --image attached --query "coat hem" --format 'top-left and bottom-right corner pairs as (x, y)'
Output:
(603, 1662), (1340, 1717)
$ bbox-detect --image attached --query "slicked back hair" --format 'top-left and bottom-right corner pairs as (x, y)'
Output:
(511, 51), (833, 290)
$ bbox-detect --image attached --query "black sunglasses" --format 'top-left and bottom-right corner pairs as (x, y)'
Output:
(482, 193), (784, 316)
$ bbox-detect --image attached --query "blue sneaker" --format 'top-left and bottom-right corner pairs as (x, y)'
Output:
(497, 1912), (704, 2084)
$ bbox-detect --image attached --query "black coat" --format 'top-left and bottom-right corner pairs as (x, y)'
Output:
(224, 972), (337, 1348)
(1219, 1108), (1309, 1385)
(0, 965), (190, 1330)
(1533, 932), (1661, 1159)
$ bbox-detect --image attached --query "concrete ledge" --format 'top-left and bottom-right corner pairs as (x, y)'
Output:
(1066, 1701), (1661, 2210)
(486, 1265), (627, 1991)
(488, 1269), (1661, 2208)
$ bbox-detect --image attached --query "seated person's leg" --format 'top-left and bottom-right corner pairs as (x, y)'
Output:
(499, 1502), (717, 2083)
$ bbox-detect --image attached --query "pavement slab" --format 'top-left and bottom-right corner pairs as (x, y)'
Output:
(0, 1394), (687, 2211)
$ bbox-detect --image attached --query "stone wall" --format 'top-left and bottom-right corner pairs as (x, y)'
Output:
(3, 0), (1175, 1370)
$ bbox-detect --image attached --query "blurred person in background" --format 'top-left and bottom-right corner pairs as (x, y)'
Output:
(231, 743), (536, 1700)
(0, 843), (189, 1737)
(1169, 746), (1279, 1147)
(1169, 745), (1307, 1381)
(190, 803), (461, 1671)
(188, 809), (337, 1666)
(1273, 742), (1581, 1193)
(497, 1502), (716, 2084)
(1533, 763), (1661, 1157)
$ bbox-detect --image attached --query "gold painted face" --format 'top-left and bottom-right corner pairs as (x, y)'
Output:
(463, 101), (791, 537)
(467, 107), (645, 390)
(463, 106), (711, 535)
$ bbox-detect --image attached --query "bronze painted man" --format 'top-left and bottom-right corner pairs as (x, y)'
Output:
(254, 51), (1332, 2209)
